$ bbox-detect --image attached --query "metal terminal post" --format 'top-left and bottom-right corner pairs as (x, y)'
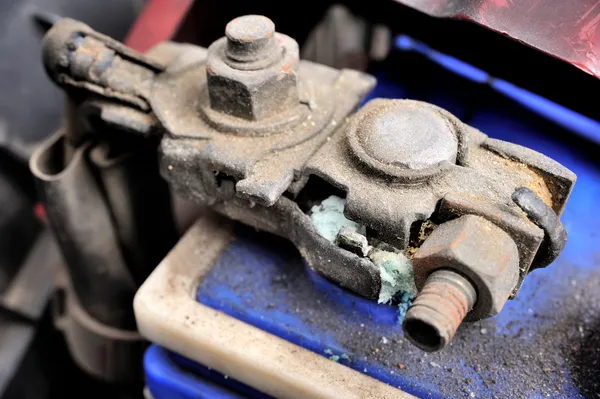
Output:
(345, 99), (466, 184)
(224, 15), (280, 68)
(356, 104), (458, 170)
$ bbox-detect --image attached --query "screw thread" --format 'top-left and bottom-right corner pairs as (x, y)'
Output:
(403, 269), (476, 352)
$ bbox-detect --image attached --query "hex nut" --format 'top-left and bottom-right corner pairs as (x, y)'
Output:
(412, 215), (520, 320)
(205, 17), (300, 121)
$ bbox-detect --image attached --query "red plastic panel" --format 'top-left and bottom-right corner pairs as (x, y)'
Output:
(397, 0), (600, 78)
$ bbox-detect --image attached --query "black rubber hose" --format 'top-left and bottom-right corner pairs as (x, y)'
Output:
(89, 138), (177, 285)
(512, 186), (568, 270)
(30, 131), (137, 329)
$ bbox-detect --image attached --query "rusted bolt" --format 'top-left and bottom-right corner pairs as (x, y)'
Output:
(403, 269), (476, 352)
(404, 214), (520, 351)
(205, 15), (300, 121)
(225, 15), (278, 65)
(411, 214), (520, 320)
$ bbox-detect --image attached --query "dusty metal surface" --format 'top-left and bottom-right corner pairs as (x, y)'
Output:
(41, 16), (576, 351)
(304, 99), (573, 304)
(157, 51), (375, 207)
(43, 18), (164, 118)
(207, 15), (301, 120)
(395, 0), (600, 79)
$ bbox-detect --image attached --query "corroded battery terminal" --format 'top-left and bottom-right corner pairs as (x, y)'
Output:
(41, 15), (575, 352)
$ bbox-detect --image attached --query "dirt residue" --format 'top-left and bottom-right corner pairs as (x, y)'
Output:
(406, 220), (437, 259)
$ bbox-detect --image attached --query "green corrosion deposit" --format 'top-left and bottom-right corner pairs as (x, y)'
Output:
(397, 291), (414, 323)
(310, 195), (417, 308)
(369, 249), (417, 304)
(310, 196), (366, 242)
(324, 349), (351, 363)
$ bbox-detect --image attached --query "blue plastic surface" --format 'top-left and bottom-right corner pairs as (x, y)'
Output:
(395, 35), (600, 146)
(146, 38), (600, 399)
(145, 345), (271, 399)
(145, 345), (245, 399)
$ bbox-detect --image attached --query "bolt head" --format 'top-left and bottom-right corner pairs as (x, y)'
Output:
(346, 100), (464, 182)
(359, 105), (458, 170)
(413, 215), (520, 319)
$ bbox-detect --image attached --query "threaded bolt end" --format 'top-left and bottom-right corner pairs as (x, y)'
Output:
(402, 269), (476, 352)
(225, 15), (277, 63)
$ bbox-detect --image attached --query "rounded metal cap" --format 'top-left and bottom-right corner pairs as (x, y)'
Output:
(359, 107), (458, 170)
(346, 99), (464, 182)
(225, 15), (277, 63)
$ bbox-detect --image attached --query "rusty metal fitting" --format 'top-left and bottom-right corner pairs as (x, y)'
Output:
(403, 269), (476, 352)
(224, 15), (280, 68)
(42, 18), (164, 112)
(205, 15), (301, 121)
(412, 215), (520, 322)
